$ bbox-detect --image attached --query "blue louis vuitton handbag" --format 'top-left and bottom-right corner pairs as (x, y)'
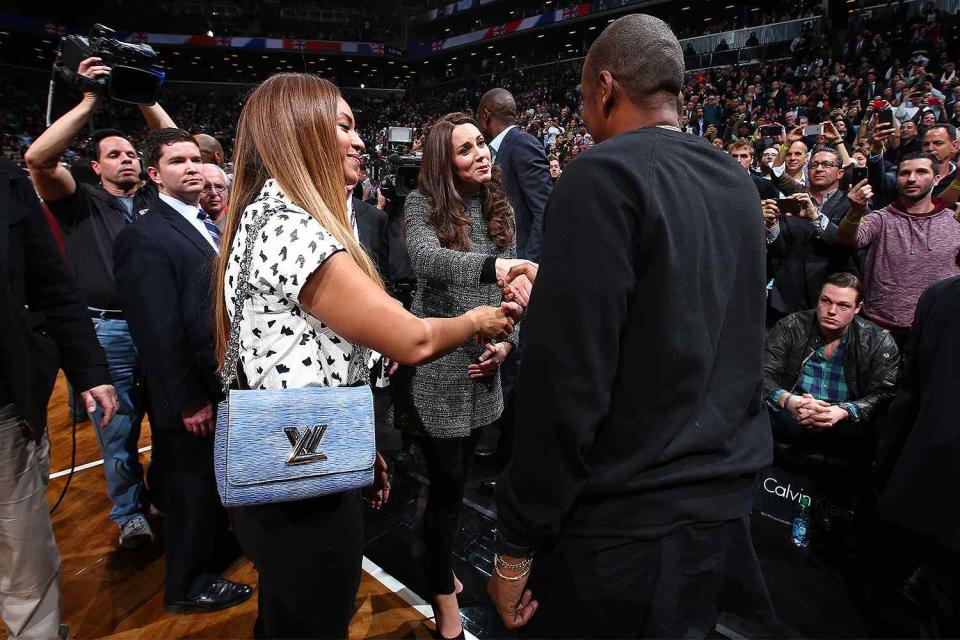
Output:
(214, 208), (375, 508)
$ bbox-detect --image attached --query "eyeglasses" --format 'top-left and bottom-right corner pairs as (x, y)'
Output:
(808, 161), (840, 169)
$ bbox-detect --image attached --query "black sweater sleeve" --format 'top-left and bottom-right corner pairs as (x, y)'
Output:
(19, 174), (110, 392)
(495, 154), (636, 554)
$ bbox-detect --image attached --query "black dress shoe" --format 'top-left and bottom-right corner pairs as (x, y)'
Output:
(165, 579), (254, 613)
(479, 479), (496, 495)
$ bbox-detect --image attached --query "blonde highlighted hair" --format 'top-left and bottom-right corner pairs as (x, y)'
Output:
(214, 73), (383, 366)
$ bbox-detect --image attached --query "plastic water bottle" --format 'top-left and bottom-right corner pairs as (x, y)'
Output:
(791, 496), (811, 548)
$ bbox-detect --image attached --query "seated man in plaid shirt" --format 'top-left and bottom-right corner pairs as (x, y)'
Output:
(763, 272), (899, 463)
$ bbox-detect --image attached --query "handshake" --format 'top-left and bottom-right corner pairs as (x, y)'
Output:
(468, 259), (539, 344)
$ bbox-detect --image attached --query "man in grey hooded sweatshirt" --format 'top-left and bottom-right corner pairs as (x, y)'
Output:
(839, 151), (960, 347)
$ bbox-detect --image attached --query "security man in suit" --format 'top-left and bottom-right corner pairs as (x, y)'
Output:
(478, 88), (553, 263)
(477, 88), (554, 492)
(113, 129), (252, 613)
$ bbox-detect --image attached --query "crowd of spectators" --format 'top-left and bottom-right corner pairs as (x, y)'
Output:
(6, 0), (400, 43)
(413, 0), (822, 49)
(2, 2), (960, 634)
(4, 2), (960, 178)
(675, 0), (822, 40)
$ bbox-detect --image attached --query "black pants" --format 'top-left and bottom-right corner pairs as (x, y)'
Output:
(230, 490), (363, 639)
(420, 428), (483, 595)
(151, 427), (239, 604)
(494, 341), (520, 471)
(520, 518), (777, 639)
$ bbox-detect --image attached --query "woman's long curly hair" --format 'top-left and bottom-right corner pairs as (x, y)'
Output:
(417, 112), (514, 251)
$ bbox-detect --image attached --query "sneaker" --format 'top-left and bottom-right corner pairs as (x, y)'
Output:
(119, 514), (154, 549)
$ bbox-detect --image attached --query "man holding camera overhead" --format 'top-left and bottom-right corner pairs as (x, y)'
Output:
(25, 56), (176, 550)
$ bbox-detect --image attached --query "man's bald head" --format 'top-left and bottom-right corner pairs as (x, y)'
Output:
(584, 14), (684, 108)
(478, 88), (518, 139)
(193, 133), (224, 166)
(479, 88), (517, 121)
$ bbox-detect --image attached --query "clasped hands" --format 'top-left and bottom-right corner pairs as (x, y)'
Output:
(468, 259), (537, 378)
(784, 393), (849, 429)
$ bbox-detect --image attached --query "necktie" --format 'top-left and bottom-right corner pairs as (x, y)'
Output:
(197, 210), (221, 248)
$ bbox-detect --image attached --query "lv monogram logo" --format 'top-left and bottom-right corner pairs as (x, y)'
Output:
(284, 424), (328, 465)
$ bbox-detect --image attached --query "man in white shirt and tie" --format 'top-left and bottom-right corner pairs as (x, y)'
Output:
(113, 128), (251, 614)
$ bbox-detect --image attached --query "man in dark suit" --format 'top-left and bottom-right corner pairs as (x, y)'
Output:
(0, 159), (116, 637)
(352, 189), (390, 283)
(478, 88), (553, 264)
(763, 146), (857, 324)
(477, 88), (554, 491)
(351, 186), (401, 434)
(113, 129), (251, 613)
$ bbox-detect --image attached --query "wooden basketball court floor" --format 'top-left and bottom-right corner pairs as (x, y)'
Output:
(8, 373), (448, 639)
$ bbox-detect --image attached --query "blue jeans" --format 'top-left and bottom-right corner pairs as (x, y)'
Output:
(90, 316), (147, 525)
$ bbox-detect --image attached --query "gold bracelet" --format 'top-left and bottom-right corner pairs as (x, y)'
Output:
(494, 554), (532, 571)
(494, 564), (532, 582)
(841, 215), (863, 226)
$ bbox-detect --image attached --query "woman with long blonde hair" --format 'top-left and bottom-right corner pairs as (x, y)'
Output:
(214, 74), (514, 639)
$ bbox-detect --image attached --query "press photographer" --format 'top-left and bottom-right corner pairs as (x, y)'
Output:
(25, 52), (176, 551)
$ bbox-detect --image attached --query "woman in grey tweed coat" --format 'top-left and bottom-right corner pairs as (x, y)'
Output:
(404, 113), (529, 639)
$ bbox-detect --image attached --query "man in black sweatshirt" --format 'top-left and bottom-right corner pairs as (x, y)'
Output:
(489, 14), (775, 637)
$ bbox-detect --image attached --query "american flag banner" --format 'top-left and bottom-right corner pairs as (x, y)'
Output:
(44, 22), (66, 36)
(410, 2), (591, 57)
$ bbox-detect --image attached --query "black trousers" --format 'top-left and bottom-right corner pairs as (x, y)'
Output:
(230, 489), (363, 639)
(494, 342), (520, 471)
(520, 517), (777, 639)
(420, 428), (483, 595)
(150, 427), (240, 603)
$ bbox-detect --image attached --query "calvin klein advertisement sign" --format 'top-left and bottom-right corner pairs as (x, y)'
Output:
(753, 466), (856, 527)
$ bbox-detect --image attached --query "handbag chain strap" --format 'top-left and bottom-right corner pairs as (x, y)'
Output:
(220, 205), (370, 394)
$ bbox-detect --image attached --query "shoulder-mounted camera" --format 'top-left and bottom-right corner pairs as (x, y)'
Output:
(55, 24), (165, 105)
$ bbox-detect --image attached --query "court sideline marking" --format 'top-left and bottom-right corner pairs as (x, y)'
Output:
(49, 447), (480, 640)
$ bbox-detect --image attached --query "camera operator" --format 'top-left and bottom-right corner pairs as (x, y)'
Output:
(763, 145), (858, 324)
(24, 55), (176, 549)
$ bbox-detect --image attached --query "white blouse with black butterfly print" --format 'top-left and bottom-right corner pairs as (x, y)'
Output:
(224, 178), (362, 390)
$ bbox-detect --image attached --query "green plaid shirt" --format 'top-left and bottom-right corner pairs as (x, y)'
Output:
(771, 332), (860, 419)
